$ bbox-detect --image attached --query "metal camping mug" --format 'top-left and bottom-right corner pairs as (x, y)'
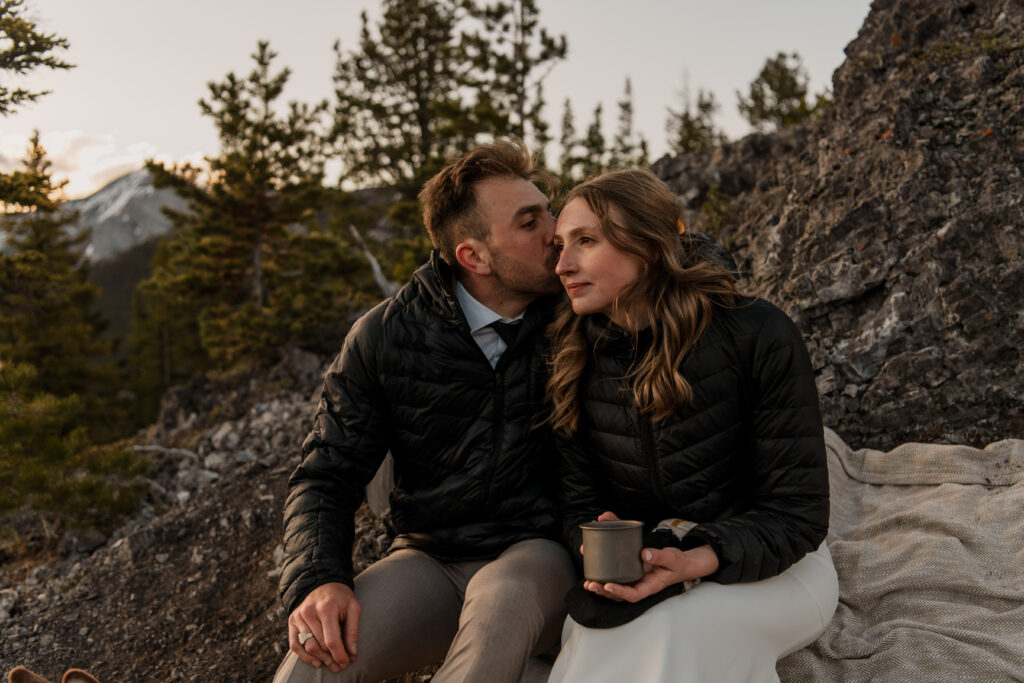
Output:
(580, 520), (644, 583)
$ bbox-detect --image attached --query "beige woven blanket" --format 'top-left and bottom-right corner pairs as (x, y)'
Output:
(778, 428), (1024, 681)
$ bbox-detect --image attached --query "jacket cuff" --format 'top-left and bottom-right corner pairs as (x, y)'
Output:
(282, 566), (355, 616)
(675, 525), (734, 583)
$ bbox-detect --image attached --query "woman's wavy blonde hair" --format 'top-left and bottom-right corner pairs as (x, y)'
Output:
(546, 168), (742, 432)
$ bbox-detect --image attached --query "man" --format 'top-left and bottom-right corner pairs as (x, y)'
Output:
(273, 138), (577, 683)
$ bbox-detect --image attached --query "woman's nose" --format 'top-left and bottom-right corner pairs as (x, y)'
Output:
(555, 250), (573, 275)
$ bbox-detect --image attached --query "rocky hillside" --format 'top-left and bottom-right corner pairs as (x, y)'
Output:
(1, 348), (395, 682)
(1, 1), (1022, 680)
(654, 0), (1023, 450)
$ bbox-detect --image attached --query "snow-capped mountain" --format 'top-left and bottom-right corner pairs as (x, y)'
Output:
(68, 168), (188, 263)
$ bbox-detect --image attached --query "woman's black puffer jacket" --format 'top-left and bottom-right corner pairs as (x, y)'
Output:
(280, 252), (559, 615)
(559, 298), (829, 583)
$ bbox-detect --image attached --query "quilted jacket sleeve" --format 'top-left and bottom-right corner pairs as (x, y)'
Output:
(686, 306), (830, 583)
(279, 306), (391, 615)
(557, 429), (606, 572)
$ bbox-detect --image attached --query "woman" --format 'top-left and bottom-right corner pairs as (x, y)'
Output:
(546, 169), (838, 682)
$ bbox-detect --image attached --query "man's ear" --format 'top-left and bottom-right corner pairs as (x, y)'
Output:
(454, 238), (492, 275)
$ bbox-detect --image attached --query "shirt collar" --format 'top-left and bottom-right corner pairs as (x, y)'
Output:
(456, 280), (523, 333)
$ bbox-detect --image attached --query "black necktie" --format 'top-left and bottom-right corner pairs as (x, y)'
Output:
(490, 320), (521, 347)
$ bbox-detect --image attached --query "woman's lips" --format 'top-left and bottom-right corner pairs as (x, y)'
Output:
(564, 282), (588, 296)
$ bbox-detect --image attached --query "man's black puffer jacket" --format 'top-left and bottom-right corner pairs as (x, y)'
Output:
(559, 298), (829, 584)
(280, 251), (559, 615)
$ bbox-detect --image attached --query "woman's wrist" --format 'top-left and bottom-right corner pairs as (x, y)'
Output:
(682, 544), (720, 579)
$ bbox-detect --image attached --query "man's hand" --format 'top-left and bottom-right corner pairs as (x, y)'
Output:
(288, 582), (362, 673)
(583, 544), (720, 603)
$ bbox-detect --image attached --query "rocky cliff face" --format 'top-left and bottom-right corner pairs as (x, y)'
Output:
(654, 0), (1023, 450)
(1, 1), (1021, 680)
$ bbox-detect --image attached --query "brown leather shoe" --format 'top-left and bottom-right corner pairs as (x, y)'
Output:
(7, 667), (52, 683)
(61, 672), (99, 683)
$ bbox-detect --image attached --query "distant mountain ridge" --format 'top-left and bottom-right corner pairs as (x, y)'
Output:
(68, 168), (185, 264)
(57, 168), (185, 341)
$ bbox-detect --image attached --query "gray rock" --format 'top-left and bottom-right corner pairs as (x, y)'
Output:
(210, 423), (240, 451)
(203, 452), (229, 470)
(0, 588), (17, 623)
(57, 529), (107, 558)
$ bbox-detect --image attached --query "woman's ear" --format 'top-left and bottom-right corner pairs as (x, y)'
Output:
(455, 238), (492, 275)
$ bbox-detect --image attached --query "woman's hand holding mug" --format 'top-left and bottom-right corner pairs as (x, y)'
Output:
(582, 511), (720, 603)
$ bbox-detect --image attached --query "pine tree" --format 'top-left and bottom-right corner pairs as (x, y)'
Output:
(737, 52), (831, 131)
(138, 42), (369, 372)
(328, 0), (488, 277)
(527, 81), (552, 169)
(558, 97), (580, 184)
(462, 0), (567, 158)
(331, 0), (480, 198)
(0, 362), (87, 514)
(609, 78), (649, 169)
(0, 0), (73, 116)
(125, 236), (210, 423)
(0, 2), (78, 337)
(666, 74), (727, 155)
(0, 133), (117, 437)
(0, 361), (147, 528)
(580, 103), (606, 179)
(0, 4), (145, 533)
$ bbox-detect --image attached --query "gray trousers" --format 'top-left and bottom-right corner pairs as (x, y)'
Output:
(273, 538), (577, 683)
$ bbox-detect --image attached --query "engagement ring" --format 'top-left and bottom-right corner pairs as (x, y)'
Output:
(298, 632), (314, 645)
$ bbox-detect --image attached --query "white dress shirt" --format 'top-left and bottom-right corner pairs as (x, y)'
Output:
(456, 280), (524, 368)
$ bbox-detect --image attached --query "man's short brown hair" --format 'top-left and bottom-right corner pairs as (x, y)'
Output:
(419, 137), (538, 266)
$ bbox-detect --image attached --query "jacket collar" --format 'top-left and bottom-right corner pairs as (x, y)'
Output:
(584, 314), (653, 355)
(406, 249), (464, 326)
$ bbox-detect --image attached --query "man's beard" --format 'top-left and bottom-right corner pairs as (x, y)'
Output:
(490, 249), (562, 300)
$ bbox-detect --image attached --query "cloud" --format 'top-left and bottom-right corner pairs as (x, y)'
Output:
(0, 130), (206, 199)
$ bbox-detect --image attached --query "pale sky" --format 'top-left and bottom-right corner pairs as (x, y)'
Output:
(2, 0), (871, 198)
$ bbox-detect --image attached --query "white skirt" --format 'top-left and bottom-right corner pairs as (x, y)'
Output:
(547, 543), (838, 683)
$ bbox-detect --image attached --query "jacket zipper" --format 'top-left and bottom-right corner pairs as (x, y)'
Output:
(639, 417), (668, 509)
(480, 370), (504, 512)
